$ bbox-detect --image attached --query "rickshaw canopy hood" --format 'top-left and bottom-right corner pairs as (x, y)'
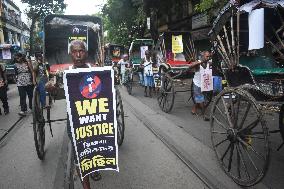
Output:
(208, 0), (284, 40)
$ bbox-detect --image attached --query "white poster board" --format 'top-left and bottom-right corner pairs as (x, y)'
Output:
(2, 49), (11, 60)
(200, 66), (213, 92)
(248, 8), (264, 50)
(140, 46), (148, 59)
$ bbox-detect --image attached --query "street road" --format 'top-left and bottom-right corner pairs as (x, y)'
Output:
(0, 83), (283, 189)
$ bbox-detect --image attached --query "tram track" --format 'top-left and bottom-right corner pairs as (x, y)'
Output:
(124, 97), (225, 189)
(0, 116), (24, 146)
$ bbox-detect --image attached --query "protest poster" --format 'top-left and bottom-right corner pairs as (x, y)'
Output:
(140, 46), (148, 59)
(200, 66), (213, 92)
(112, 47), (121, 58)
(68, 25), (88, 53)
(172, 35), (183, 53)
(2, 49), (11, 59)
(63, 67), (119, 180)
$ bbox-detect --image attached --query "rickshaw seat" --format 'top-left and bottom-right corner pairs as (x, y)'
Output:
(224, 66), (256, 87)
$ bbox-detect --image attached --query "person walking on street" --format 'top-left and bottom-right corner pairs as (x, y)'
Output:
(142, 50), (154, 97)
(32, 53), (49, 108)
(14, 53), (34, 116)
(189, 51), (211, 121)
(118, 54), (129, 84)
(0, 64), (9, 115)
(45, 40), (101, 189)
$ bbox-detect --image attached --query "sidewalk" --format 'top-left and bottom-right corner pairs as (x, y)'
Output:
(0, 84), (24, 139)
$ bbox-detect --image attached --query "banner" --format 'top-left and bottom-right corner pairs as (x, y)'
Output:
(2, 49), (11, 59)
(172, 35), (183, 53)
(200, 66), (213, 92)
(112, 47), (121, 58)
(248, 8), (264, 50)
(140, 46), (148, 59)
(68, 25), (88, 53)
(63, 67), (118, 180)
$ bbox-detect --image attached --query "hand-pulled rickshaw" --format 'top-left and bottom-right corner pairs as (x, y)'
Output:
(208, 0), (284, 186)
(32, 15), (125, 161)
(104, 43), (125, 85)
(156, 31), (213, 113)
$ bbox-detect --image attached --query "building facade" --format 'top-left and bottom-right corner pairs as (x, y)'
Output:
(142, 0), (213, 51)
(0, 0), (29, 53)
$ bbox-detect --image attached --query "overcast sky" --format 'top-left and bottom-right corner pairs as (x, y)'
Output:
(13, 0), (106, 23)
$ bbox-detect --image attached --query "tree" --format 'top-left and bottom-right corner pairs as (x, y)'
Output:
(102, 0), (146, 47)
(21, 0), (66, 54)
(195, 0), (228, 13)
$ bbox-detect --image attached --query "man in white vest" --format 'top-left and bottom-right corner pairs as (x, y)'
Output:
(189, 51), (211, 121)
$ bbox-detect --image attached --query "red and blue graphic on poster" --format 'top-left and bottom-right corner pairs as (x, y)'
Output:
(63, 67), (119, 180)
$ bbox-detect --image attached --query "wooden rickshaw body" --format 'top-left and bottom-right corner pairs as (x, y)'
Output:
(44, 15), (104, 75)
(128, 38), (154, 70)
(208, 0), (284, 186)
(156, 31), (214, 113)
(155, 31), (196, 77)
(104, 43), (125, 66)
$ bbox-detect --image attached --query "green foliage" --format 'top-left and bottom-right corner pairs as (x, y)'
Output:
(21, 0), (66, 53)
(195, 0), (215, 12)
(195, 0), (228, 13)
(102, 0), (146, 47)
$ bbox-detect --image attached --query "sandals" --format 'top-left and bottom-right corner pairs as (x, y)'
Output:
(90, 172), (102, 181)
(191, 111), (197, 115)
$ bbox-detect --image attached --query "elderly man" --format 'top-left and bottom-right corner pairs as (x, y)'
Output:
(189, 51), (211, 121)
(46, 40), (101, 189)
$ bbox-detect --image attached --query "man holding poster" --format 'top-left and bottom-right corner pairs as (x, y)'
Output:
(46, 40), (119, 189)
(188, 51), (212, 121)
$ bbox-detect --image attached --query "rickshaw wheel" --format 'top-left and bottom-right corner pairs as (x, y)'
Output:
(32, 87), (46, 160)
(210, 88), (269, 187)
(279, 105), (284, 141)
(116, 87), (125, 146)
(190, 81), (213, 107)
(157, 73), (175, 113)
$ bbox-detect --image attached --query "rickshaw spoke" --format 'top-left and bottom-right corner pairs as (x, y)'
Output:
(227, 143), (235, 172)
(241, 142), (260, 174)
(229, 93), (235, 125)
(239, 103), (251, 129)
(240, 119), (260, 133)
(237, 145), (241, 179)
(221, 143), (232, 161)
(238, 137), (265, 161)
(215, 104), (230, 125)
(236, 143), (251, 179)
(234, 96), (241, 127)
(212, 130), (227, 135)
(215, 138), (229, 148)
(221, 97), (233, 128)
(212, 115), (228, 130)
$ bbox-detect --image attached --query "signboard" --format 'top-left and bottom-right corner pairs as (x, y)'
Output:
(112, 47), (121, 58)
(2, 49), (11, 59)
(63, 67), (119, 180)
(140, 46), (148, 59)
(172, 35), (183, 53)
(248, 8), (264, 50)
(147, 17), (150, 30)
(200, 66), (213, 92)
(68, 25), (88, 53)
